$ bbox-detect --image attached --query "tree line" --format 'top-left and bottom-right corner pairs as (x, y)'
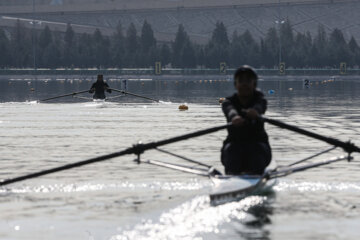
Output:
(0, 19), (359, 69)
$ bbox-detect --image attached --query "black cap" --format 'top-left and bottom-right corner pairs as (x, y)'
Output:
(234, 65), (258, 86)
(97, 74), (104, 81)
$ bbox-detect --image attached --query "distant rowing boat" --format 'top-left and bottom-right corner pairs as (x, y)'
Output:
(35, 88), (160, 103)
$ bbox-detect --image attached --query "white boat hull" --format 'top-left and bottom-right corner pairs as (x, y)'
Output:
(93, 99), (106, 103)
(209, 174), (276, 205)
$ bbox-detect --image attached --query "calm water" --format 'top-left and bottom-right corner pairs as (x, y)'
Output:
(0, 76), (360, 240)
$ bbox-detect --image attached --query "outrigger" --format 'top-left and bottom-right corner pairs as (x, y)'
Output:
(0, 115), (359, 205)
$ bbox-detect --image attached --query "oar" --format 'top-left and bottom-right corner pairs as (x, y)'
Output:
(0, 123), (230, 186)
(237, 110), (360, 154)
(261, 116), (360, 154)
(110, 88), (160, 102)
(38, 90), (89, 102)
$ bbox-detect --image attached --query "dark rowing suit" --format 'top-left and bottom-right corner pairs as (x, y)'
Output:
(89, 81), (111, 99)
(221, 90), (271, 175)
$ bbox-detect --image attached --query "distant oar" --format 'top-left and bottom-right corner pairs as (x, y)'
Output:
(38, 90), (89, 102)
(0, 123), (230, 186)
(110, 88), (160, 102)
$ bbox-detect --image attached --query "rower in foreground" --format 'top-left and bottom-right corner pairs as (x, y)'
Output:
(89, 74), (112, 100)
(221, 66), (271, 175)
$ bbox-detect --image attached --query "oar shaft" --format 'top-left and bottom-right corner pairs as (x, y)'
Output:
(0, 124), (230, 186)
(39, 90), (89, 102)
(138, 124), (230, 151)
(262, 117), (360, 153)
(0, 148), (134, 186)
(110, 88), (160, 102)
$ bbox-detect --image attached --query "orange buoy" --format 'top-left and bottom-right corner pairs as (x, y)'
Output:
(178, 104), (188, 111)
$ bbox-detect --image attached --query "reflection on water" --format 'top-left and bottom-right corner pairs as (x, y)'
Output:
(0, 76), (360, 239)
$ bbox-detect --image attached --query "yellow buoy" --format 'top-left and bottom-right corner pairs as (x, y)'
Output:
(178, 104), (188, 111)
(219, 97), (225, 104)
(30, 88), (35, 91)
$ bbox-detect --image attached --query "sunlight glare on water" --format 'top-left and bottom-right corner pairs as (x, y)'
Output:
(111, 195), (268, 240)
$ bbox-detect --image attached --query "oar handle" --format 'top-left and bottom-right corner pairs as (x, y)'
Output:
(110, 88), (160, 102)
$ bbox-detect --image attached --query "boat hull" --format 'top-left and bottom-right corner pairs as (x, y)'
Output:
(209, 174), (276, 205)
(93, 99), (106, 103)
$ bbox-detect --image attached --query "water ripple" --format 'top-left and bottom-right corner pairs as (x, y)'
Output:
(274, 180), (360, 192)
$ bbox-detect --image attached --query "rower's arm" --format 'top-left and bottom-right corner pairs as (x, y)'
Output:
(105, 83), (112, 93)
(252, 95), (267, 114)
(222, 99), (239, 122)
(89, 83), (95, 93)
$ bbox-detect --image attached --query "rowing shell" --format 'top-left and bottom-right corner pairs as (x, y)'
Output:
(209, 174), (276, 206)
(93, 98), (106, 103)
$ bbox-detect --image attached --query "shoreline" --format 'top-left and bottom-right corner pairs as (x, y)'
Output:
(0, 68), (357, 79)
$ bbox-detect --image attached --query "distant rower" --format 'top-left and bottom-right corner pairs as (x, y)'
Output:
(89, 74), (112, 99)
(221, 66), (271, 175)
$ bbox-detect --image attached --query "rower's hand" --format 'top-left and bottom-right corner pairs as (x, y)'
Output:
(245, 108), (259, 120)
(89, 88), (95, 93)
(232, 116), (245, 126)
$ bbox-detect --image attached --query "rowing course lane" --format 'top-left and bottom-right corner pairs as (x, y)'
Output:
(0, 77), (360, 239)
